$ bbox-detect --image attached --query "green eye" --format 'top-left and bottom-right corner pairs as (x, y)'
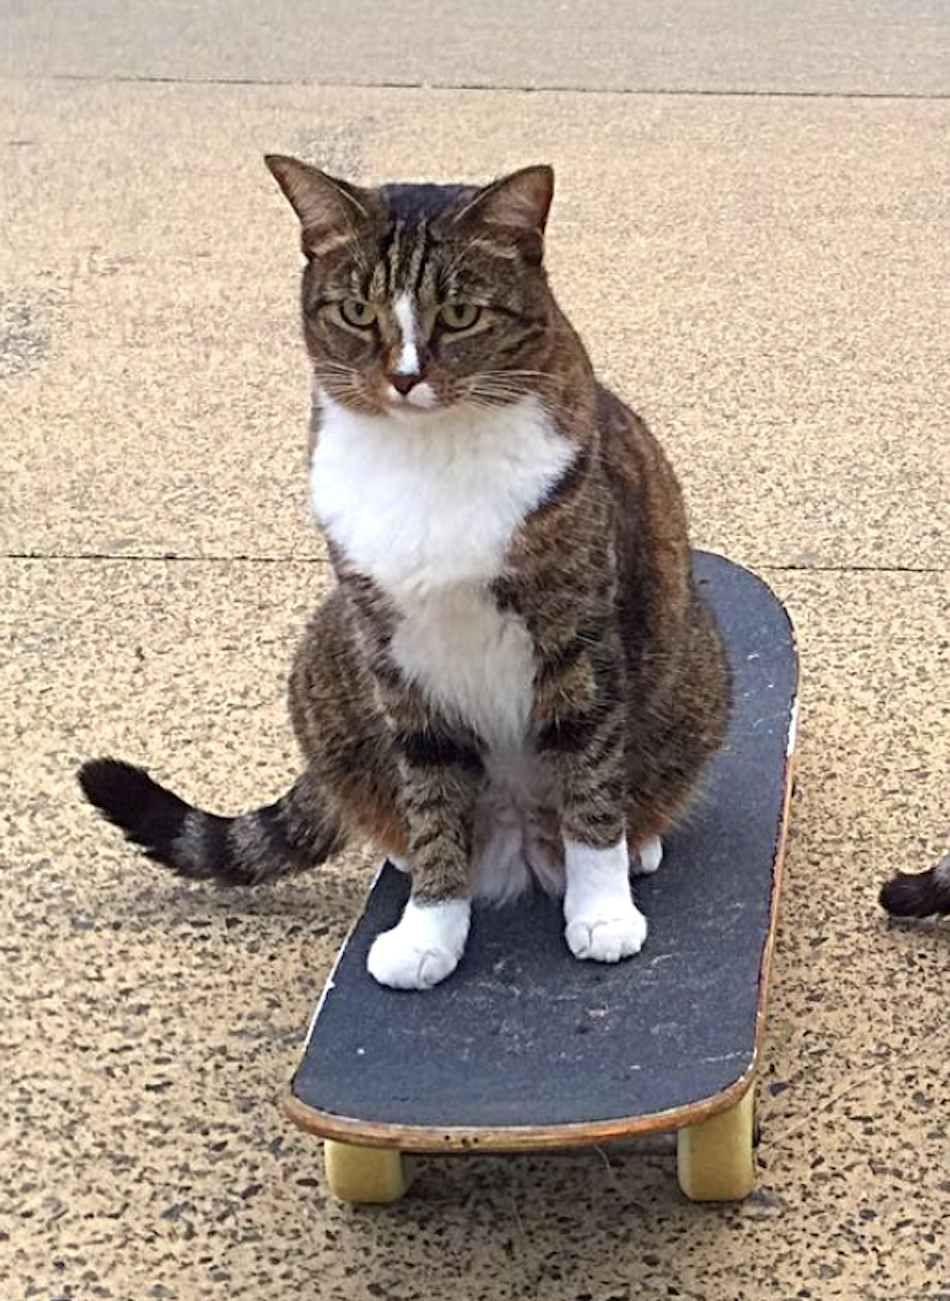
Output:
(339, 298), (378, 328)
(439, 302), (481, 332)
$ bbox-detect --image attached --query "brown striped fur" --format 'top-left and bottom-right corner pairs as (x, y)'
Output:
(78, 160), (729, 907)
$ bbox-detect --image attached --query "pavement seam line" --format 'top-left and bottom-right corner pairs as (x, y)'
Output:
(2, 72), (949, 102)
(3, 551), (332, 566)
(3, 553), (946, 577)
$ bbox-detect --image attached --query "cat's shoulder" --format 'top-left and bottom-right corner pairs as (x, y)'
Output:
(592, 380), (672, 478)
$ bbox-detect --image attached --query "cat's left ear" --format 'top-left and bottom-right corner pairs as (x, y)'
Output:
(454, 165), (554, 263)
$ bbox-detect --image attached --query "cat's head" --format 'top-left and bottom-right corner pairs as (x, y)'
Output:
(266, 156), (557, 418)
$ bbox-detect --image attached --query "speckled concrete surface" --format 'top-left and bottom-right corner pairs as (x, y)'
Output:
(4, 11), (950, 1298)
(2, 81), (949, 571)
(2, 560), (949, 1298)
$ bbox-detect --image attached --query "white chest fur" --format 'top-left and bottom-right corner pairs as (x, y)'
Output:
(310, 396), (573, 747)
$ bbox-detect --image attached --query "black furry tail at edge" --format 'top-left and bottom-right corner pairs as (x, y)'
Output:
(77, 757), (344, 885)
(880, 856), (950, 919)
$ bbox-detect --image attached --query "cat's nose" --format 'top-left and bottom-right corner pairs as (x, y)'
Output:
(389, 371), (422, 396)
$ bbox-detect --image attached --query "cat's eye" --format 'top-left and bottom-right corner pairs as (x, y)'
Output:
(438, 302), (481, 332)
(339, 298), (378, 329)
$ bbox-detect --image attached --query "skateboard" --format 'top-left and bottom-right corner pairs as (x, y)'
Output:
(283, 552), (799, 1204)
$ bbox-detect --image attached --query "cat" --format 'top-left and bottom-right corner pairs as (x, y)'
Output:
(78, 158), (731, 990)
(881, 853), (950, 917)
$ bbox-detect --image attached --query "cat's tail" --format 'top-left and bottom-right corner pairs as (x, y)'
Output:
(77, 757), (345, 885)
(880, 853), (950, 919)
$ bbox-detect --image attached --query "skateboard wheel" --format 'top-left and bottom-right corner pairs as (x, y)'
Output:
(323, 1140), (414, 1204)
(676, 1086), (756, 1202)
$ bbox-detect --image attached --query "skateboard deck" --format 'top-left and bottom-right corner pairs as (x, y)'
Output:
(284, 552), (799, 1203)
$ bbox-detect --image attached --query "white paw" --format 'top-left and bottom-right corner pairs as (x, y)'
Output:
(565, 903), (648, 962)
(632, 835), (664, 876)
(367, 932), (461, 988)
(366, 898), (470, 990)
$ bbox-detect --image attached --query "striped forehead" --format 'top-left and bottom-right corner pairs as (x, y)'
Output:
(365, 221), (437, 301)
(367, 176), (476, 299)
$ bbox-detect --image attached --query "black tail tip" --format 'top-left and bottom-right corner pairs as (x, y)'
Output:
(880, 870), (948, 919)
(78, 757), (158, 821)
(77, 756), (190, 860)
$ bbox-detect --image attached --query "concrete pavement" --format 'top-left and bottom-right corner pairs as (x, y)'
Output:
(2, 5), (949, 1298)
(3, 0), (950, 94)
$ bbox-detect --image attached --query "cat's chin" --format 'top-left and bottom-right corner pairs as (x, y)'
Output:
(384, 401), (442, 421)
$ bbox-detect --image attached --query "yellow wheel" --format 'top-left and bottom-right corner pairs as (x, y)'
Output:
(676, 1086), (756, 1202)
(323, 1140), (414, 1204)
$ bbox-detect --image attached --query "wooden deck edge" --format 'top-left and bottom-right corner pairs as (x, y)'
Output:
(280, 1062), (758, 1154)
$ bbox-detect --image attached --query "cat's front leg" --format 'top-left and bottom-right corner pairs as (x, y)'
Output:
(561, 837), (647, 962)
(367, 721), (481, 990)
(536, 639), (647, 963)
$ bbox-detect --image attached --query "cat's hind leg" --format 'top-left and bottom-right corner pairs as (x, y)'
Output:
(632, 834), (664, 876)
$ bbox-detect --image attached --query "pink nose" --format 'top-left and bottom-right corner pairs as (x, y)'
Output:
(390, 371), (421, 396)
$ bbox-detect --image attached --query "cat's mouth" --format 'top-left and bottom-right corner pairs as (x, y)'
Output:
(384, 382), (440, 415)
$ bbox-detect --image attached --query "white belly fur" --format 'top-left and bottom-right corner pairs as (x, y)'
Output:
(310, 394), (574, 899)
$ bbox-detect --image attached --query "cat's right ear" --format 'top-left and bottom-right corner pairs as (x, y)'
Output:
(265, 155), (374, 257)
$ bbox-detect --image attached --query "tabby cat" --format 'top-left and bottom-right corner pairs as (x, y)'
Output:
(79, 159), (731, 990)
